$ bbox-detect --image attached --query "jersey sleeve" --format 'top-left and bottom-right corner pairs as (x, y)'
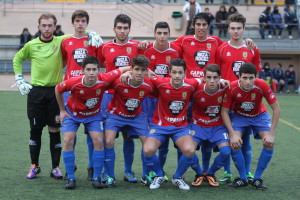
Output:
(253, 47), (262, 73)
(56, 79), (74, 93)
(172, 36), (184, 47)
(13, 42), (31, 75)
(98, 69), (122, 84)
(213, 35), (224, 46)
(61, 38), (68, 64)
(260, 80), (277, 105)
(222, 86), (233, 108)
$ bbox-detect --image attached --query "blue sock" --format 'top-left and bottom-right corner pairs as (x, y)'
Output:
(201, 142), (212, 172)
(174, 154), (193, 179)
(223, 156), (231, 174)
(123, 140), (134, 173)
(242, 131), (252, 174)
(208, 146), (231, 175)
(86, 134), (93, 168)
(191, 154), (203, 175)
(144, 154), (163, 177)
(104, 147), (115, 178)
(158, 139), (169, 171)
(141, 149), (147, 178)
(254, 148), (273, 180)
(92, 150), (104, 180)
(231, 149), (247, 180)
(63, 151), (75, 179)
(177, 148), (183, 163)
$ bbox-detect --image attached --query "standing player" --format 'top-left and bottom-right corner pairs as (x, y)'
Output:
(221, 63), (280, 189)
(189, 64), (231, 188)
(61, 9), (102, 181)
(216, 14), (262, 184)
(104, 55), (155, 188)
(13, 13), (66, 179)
(141, 21), (182, 180)
(55, 56), (129, 189)
(143, 58), (201, 191)
(98, 14), (140, 183)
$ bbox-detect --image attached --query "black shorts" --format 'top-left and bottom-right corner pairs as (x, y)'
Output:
(27, 86), (60, 129)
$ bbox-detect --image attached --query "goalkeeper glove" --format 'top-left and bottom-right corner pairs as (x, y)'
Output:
(87, 31), (103, 48)
(15, 74), (32, 95)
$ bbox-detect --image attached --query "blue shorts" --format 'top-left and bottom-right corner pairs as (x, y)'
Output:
(63, 92), (71, 105)
(231, 112), (271, 139)
(142, 96), (157, 123)
(147, 123), (191, 144)
(190, 123), (229, 148)
(105, 112), (148, 139)
(101, 92), (113, 119)
(62, 107), (104, 134)
(229, 111), (253, 136)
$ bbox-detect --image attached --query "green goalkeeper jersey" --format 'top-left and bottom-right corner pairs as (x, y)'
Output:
(13, 35), (69, 87)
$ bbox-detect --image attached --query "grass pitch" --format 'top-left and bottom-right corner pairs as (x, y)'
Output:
(0, 92), (299, 200)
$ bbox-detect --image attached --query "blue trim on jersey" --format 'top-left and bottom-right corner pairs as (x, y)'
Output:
(62, 107), (104, 134)
(147, 123), (191, 144)
(189, 123), (229, 148)
(231, 112), (271, 139)
(105, 112), (148, 139)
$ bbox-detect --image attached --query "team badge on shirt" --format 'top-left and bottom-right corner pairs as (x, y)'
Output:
(251, 93), (256, 100)
(60, 82), (66, 87)
(190, 130), (195, 136)
(218, 96), (223, 103)
(166, 56), (171, 62)
(83, 40), (88, 47)
(96, 89), (101, 95)
(52, 45), (57, 52)
(207, 43), (211, 50)
(139, 91), (145, 97)
(127, 47), (132, 54)
(149, 129), (156, 134)
(243, 52), (248, 59)
(182, 92), (187, 99)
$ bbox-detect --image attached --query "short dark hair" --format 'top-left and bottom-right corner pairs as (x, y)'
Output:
(114, 14), (131, 28)
(192, 13), (211, 26)
(154, 21), (170, 33)
(288, 64), (294, 68)
(227, 14), (246, 28)
(204, 64), (221, 76)
(170, 58), (186, 71)
(38, 13), (57, 25)
(132, 55), (150, 69)
(263, 62), (270, 68)
(239, 63), (257, 77)
(72, 10), (89, 24)
(277, 63), (282, 68)
(82, 56), (100, 69)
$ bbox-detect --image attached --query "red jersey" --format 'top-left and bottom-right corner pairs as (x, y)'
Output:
(173, 35), (223, 78)
(222, 79), (277, 117)
(56, 69), (122, 118)
(192, 83), (226, 127)
(98, 39), (140, 72)
(216, 42), (262, 82)
(142, 42), (182, 77)
(108, 78), (155, 118)
(61, 36), (100, 80)
(151, 76), (200, 127)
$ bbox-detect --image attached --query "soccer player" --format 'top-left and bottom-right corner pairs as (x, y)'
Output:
(221, 63), (280, 189)
(61, 9), (101, 181)
(98, 14), (141, 183)
(13, 13), (66, 179)
(216, 13), (262, 184)
(141, 21), (182, 181)
(189, 64), (231, 188)
(143, 58), (201, 191)
(55, 56), (130, 189)
(104, 55), (155, 188)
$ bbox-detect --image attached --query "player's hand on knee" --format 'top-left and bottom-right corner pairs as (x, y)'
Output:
(262, 134), (275, 148)
(14, 74), (32, 95)
(230, 135), (242, 149)
(87, 31), (103, 48)
(59, 110), (70, 124)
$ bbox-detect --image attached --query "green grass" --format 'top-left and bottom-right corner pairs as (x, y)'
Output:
(0, 92), (299, 200)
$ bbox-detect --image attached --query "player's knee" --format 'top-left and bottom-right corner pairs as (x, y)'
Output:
(181, 145), (195, 157)
(105, 138), (115, 148)
(93, 137), (104, 149)
(143, 144), (156, 156)
(63, 136), (74, 150)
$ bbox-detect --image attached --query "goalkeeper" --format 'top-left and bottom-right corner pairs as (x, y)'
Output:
(13, 12), (102, 180)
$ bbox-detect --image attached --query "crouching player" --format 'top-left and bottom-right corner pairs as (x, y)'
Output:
(104, 55), (156, 188)
(143, 58), (201, 191)
(189, 64), (231, 187)
(221, 63), (280, 189)
(55, 56), (129, 189)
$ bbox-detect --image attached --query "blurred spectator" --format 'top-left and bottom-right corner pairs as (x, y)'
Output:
(205, 0), (213, 3)
(216, 5), (228, 38)
(285, 65), (298, 93)
(183, 0), (202, 35)
(264, 0), (275, 6)
(270, 5), (283, 39)
(54, 25), (65, 36)
(228, 6), (238, 16)
(205, 7), (215, 35)
(259, 62), (275, 90)
(246, 0), (255, 4)
(272, 63), (285, 93)
(259, 6), (272, 39)
(284, 5), (298, 39)
(168, 0), (177, 3)
(19, 28), (32, 49)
